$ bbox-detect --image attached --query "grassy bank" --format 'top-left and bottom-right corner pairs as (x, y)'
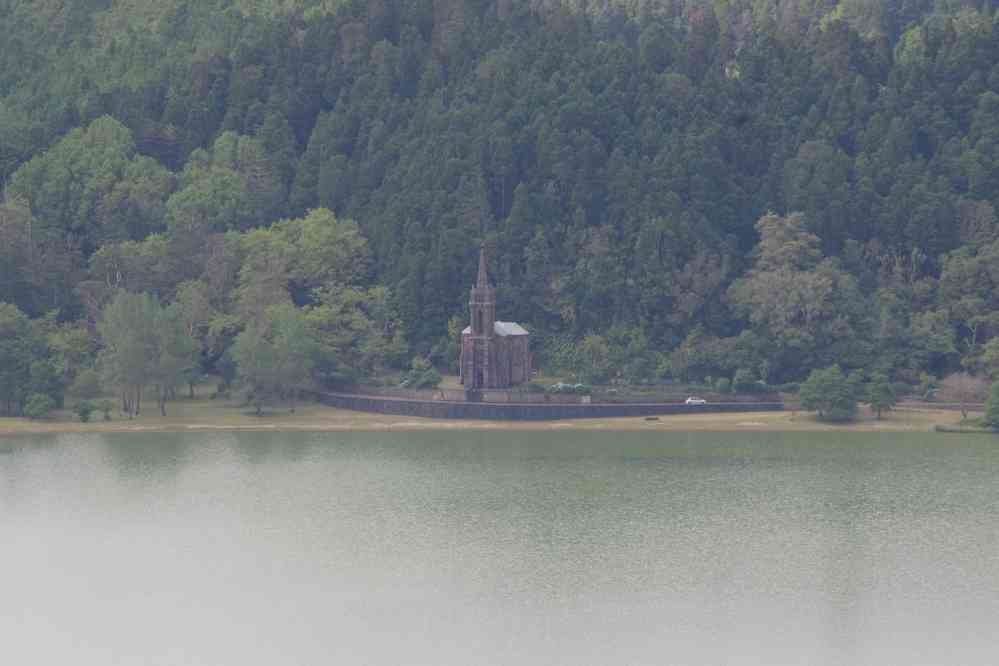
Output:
(0, 398), (981, 435)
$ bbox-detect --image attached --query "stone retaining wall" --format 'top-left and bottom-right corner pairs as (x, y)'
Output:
(358, 386), (779, 405)
(359, 386), (584, 404)
(315, 391), (784, 421)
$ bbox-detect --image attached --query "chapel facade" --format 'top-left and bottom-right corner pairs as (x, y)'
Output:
(459, 246), (531, 389)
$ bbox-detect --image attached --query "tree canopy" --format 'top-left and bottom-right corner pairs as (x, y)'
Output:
(4, 1), (999, 401)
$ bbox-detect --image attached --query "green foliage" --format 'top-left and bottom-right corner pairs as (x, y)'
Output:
(573, 335), (612, 384)
(984, 382), (999, 429)
(728, 213), (871, 381)
(847, 370), (867, 401)
(865, 372), (897, 419)
(24, 393), (56, 420)
(4, 2), (999, 395)
(918, 373), (938, 400)
(732, 369), (757, 393)
(75, 401), (94, 423)
(28, 358), (65, 408)
(69, 368), (103, 399)
(800, 365), (858, 422)
(97, 290), (199, 417)
(151, 304), (200, 415)
(981, 338), (999, 379)
(232, 304), (318, 413)
(98, 291), (156, 416)
(0, 302), (64, 415)
(715, 377), (731, 394)
(99, 399), (114, 421)
(399, 357), (442, 390)
(8, 117), (170, 251)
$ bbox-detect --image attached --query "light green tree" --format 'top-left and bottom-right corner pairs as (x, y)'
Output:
(232, 304), (317, 414)
(728, 213), (871, 380)
(7, 116), (170, 246)
(865, 372), (897, 419)
(23, 393), (56, 420)
(150, 305), (200, 416)
(98, 291), (198, 416)
(231, 322), (279, 415)
(984, 382), (999, 429)
(980, 338), (999, 379)
(0, 302), (34, 414)
(174, 280), (215, 397)
(98, 291), (159, 417)
(799, 365), (857, 422)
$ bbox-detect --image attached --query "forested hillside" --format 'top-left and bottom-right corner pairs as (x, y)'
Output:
(4, 0), (999, 415)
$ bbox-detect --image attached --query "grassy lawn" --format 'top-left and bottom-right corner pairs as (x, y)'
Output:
(0, 393), (977, 435)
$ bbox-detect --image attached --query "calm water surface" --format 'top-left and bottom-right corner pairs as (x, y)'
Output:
(2, 430), (998, 665)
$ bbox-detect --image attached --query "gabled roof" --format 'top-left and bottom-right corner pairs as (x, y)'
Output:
(462, 321), (529, 337)
(494, 321), (529, 336)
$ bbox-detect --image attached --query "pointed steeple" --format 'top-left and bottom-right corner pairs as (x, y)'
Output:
(476, 244), (490, 288)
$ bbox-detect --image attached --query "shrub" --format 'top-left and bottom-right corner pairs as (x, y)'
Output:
(399, 357), (442, 389)
(732, 368), (757, 393)
(891, 382), (913, 397)
(99, 399), (114, 421)
(984, 382), (999, 429)
(24, 393), (56, 420)
(715, 377), (731, 394)
(75, 401), (95, 423)
(573, 384), (592, 395)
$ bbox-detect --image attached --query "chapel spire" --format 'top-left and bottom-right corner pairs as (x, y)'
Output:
(476, 244), (490, 288)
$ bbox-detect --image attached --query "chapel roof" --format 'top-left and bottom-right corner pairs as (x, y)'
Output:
(462, 321), (529, 336)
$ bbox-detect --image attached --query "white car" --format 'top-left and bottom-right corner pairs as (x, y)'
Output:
(685, 396), (707, 405)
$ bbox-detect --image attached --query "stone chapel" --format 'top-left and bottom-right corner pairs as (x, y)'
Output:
(459, 246), (531, 389)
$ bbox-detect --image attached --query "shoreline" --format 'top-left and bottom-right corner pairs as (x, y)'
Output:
(0, 401), (984, 436)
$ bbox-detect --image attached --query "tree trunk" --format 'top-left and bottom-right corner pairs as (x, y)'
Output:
(189, 382), (195, 399)
(876, 407), (882, 420)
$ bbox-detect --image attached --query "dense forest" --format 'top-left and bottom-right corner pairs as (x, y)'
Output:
(4, 0), (999, 416)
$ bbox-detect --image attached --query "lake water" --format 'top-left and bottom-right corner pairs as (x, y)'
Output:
(2, 430), (998, 665)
